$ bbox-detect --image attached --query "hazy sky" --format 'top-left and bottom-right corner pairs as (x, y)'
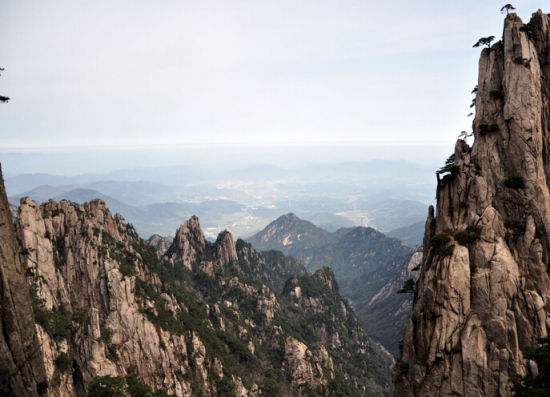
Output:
(0, 1), (547, 149)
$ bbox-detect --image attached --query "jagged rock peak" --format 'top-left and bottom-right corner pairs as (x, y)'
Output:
(213, 230), (238, 264)
(19, 196), (129, 243)
(165, 215), (207, 269)
(395, 10), (550, 397)
(312, 266), (339, 294)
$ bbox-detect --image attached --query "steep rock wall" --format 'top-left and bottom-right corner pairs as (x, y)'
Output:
(17, 198), (195, 396)
(395, 10), (550, 397)
(0, 166), (46, 397)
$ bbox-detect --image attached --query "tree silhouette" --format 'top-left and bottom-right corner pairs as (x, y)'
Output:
(0, 67), (9, 103)
(501, 4), (515, 15)
(473, 36), (495, 49)
(397, 278), (416, 294)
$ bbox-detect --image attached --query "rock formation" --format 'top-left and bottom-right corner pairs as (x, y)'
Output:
(11, 191), (391, 396)
(395, 10), (550, 396)
(0, 166), (47, 397)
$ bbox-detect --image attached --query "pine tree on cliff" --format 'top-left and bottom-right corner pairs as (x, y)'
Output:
(0, 67), (9, 103)
(501, 4), (516, 15)
(473, 36), (495, 48)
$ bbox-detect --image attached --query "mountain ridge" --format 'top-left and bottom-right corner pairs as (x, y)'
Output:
(11, 192), (392, 396)
(247, 212), (416, 355)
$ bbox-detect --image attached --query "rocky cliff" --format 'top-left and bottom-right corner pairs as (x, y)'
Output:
(13, 194), (392, 396)
(395, 10), (550, 396)
(0, 166), (46, 397)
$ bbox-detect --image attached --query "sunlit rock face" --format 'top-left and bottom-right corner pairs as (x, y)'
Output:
(395, 10), (550, 397)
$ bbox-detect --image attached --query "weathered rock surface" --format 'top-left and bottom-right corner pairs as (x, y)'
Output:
(0, 166), (47, 397)
(395, 10), (550, 397)
(12, 193), (391, 396)
(164, 215), (206, 270)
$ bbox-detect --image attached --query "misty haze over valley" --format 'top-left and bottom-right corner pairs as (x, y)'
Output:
(4, 144), (441, 241)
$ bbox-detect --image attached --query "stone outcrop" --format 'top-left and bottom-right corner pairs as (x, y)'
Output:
(164, 215), (207, 270)
(282, 267), (393, 394)
(213, 230), (238, 266)
(395, 10), (550, 396)
(0, 166), (46, 397)
(283, 337), (329, 391)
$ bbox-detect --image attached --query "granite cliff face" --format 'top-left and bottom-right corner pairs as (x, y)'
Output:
(395, 10), (550, 396)
(0, 167), (46, 397)
(12, 194), (392, 396)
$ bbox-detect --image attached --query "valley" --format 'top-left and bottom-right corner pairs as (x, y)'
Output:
(5, 160), (433, 240)
(247, 213), (421, 355)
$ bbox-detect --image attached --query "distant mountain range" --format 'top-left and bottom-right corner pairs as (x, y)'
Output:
(388, 220), (425, 247)
(247, 213), (421, 355)
(247, 213), (332, 256)
(5, 161), (433, 237)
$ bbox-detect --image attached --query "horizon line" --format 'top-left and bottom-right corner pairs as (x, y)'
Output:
(0, 139), (455, 153)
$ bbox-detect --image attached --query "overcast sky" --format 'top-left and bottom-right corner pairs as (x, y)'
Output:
(0, 0), (547, 150)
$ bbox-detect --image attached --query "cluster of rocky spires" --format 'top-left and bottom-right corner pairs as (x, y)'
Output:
(0, 166), (393, 396)
(395, 9), (550, 397)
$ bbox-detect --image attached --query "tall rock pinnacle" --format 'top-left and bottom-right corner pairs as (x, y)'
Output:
(395, 10), (550, 396)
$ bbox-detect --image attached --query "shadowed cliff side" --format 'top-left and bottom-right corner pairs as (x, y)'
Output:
(395, 10), (550, 396)
(0, 165), (47, 396)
